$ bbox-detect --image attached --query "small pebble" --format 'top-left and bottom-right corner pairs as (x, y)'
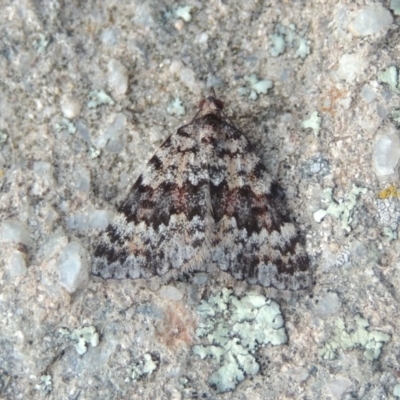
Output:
(58, 242), (89, 293)
(108, 59), (129, 95)
(159, 285), (184, 301)
(373, 132), (400, 176)
(349, 5), (393, 36)
(8, 251), (27, 277)
(0, 219), (32, 246)
(60, 95), (81, 119)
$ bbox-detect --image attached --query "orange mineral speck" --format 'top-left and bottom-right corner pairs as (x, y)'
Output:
(320, 86), (349, 115)
(155, 302), (196, 349)
(378, 185), (400, 199)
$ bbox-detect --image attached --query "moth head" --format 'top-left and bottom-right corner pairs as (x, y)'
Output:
(198, 96), (224, 114)
(199, 96), (224, 111)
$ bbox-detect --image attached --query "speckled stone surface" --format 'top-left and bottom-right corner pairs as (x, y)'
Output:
(1, 1), (400, 399)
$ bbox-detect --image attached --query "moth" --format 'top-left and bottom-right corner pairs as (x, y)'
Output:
(92, 95), (311, 291)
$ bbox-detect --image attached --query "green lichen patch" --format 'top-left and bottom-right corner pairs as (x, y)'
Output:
(175, 6), (193, 22)
(0, 130), (9, 147)
(237, 74), (273, 100)
(391, 0), (400, 15)
(377, 66), (399, 93)
(35, 375), (52, 393)
(55, 118), (77, 134)
(313, 184), (367, 232)
(319, 314), (391, 361)
(89, 146), (101, 159)
(32, 33), (50, 54)
(60, 326), (100, 355)
(269, 23), (311, 59)
(87, 90), (115, 109)
(192, 288), (287, 393)
(390, 108), (400, 125)
(167, 98), (186, 116)
(301, 111), (322, 136)
(129, 352), (159, 381)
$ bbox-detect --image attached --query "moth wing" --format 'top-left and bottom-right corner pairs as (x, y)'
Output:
(92, 126), (213, 280)
(209, 126), (311, 291)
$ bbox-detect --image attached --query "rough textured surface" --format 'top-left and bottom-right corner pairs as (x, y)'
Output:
(1, 1), (400, 399)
